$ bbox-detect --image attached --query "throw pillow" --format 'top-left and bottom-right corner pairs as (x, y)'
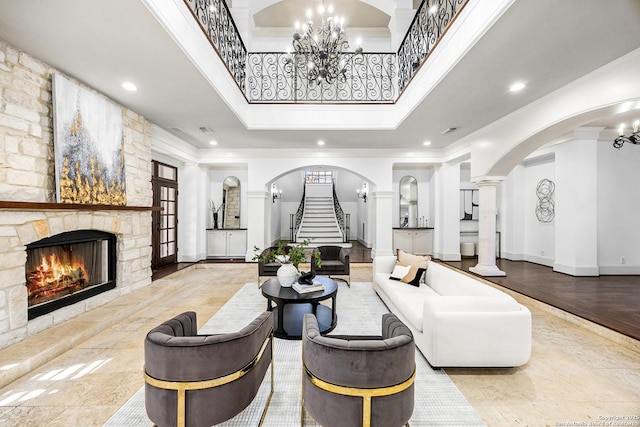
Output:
(390, 264), (411, 280)
(396, 249), (431, 269)
(389, 262), (425, 287)
(396, 249), (431, 284)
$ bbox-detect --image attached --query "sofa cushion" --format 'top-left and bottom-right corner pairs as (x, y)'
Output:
(375, 273), (439, 332)
(320, 260), (347, 271)
(425, 261), (507, 297)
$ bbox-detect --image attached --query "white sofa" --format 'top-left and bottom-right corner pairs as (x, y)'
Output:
(373, 256), (532, 368)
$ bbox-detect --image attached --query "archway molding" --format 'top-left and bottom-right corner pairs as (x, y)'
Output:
(463, 48), (640, 179)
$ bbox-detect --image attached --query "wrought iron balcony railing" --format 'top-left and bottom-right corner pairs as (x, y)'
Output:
(185, 0), (247, 94)
(397, 0), (468, 93)
(184, 0), (468, 104)
(246, 52), (397, 103)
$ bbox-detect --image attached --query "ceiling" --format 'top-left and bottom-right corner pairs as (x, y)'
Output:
(252, 0), (391, 29)
(0, 0), (639, 153)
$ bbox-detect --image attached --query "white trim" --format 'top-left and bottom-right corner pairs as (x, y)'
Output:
(553, 263), (600, 277)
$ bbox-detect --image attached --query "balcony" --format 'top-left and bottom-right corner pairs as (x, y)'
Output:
(184, 0), (468, 103)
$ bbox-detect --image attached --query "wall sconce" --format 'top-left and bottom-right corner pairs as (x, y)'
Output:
(613, 120), (640, 149)
(356, 183), (368, 203)
(271, 184), (282, 203)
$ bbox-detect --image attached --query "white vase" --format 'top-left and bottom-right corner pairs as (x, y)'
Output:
(277, 262), (298, 287)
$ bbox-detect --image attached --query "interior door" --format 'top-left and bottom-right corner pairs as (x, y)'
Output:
(152, 161), (178, 269)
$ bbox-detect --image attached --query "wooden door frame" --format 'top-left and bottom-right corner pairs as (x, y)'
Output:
(152, 161), (178, 270)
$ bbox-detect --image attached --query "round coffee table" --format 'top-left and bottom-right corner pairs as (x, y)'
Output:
(261, 276), (338, 339)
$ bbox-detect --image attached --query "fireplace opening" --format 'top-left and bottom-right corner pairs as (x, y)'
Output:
(25, 230), (116, 320)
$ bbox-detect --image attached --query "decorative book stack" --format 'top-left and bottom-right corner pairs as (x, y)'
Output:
(292, 280), (324, 294)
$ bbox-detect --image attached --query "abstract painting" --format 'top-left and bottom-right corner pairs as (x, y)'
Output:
(52, 74), (126, 205)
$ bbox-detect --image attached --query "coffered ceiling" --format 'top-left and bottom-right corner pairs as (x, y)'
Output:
(0, 0), (639, 152)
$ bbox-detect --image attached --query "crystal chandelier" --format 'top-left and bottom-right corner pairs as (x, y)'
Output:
(286, 1), (363, 85)
(613, 120), (640, 148)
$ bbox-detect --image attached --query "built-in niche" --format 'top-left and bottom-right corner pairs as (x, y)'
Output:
(399, 176), (418, 227)
(223, 176), (241, 229)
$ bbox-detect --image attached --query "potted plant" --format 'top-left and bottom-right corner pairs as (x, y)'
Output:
(253, 239), (321, 287)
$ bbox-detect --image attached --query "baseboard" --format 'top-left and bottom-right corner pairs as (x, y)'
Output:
(598, 265), (640, 275)
(524, 254), (554, 267)
(356, 237), (371, 247)
(437, 252), (461, 261)
(502, 251), (525, 261)
(553, 262), (600, 276)
(179, 254), (203, 263)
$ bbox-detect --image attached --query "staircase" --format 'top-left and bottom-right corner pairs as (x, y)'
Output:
(297, 196), (344, 244)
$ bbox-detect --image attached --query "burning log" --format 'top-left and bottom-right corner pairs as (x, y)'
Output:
(26, 253), (89, 306)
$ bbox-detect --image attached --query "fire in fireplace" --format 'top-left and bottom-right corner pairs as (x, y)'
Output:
(25, 230), (116, 320)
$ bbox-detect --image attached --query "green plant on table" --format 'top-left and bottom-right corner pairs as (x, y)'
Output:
(253, 239), (321, 270)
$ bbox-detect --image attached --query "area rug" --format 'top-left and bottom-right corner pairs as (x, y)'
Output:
(104, 282), (485, 426)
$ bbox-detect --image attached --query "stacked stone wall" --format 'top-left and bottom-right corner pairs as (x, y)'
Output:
(0, 39), (153, 349)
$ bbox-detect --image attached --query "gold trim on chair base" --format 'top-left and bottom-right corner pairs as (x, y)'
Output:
(328, 275), (351, 287)
(301, 364), (415, 427)
(144, 331), (274, 427)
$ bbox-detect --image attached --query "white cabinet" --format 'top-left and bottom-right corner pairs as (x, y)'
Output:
(207, 229), (247, 257)
(393, 229), (433, 255)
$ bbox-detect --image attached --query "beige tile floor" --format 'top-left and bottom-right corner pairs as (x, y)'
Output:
(0, 263), (638, 427)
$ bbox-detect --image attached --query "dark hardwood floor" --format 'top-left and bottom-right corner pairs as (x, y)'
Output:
(347, 240), (372, 263)
(444, 258), (640, 341)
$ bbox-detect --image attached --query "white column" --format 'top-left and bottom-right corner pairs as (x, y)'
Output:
(229, 0), (254, 50)
(470, 179), (506, 276)
(245, 190), (267, 261)
(433, 162), (461, 261)
(371, 190), (394, 258)
(553, 128), (601, 276)
(178, 163), (208, 262)
(502, 165), (526, 261)
(388, 7), (416, 51)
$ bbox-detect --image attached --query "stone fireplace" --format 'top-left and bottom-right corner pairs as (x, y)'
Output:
(0, 209), (153, 350)
(25, 229), (117, 320)
(0, 39), (154, 350)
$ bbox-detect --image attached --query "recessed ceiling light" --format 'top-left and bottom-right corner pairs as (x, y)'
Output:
(122, 82), (137, 92)
(423, 141), (431, 146)
(429, 5), (438, 15)
(317, 140), (325, 146)
(209, 140), (218, 146)
(509, 81), (526, 92)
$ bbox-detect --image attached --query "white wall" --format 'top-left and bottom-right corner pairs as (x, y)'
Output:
(597, 135), (640, 274)
(501, 129), (640, 275)
(502, 165), (525, 260)
(523, 155), (555, 266)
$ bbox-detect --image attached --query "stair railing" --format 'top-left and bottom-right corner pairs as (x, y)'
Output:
(292, 183), (306, 242)
(332, 182), (348, 243)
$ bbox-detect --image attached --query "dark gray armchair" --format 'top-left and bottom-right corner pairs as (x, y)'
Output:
(257, 245), (290, 281)
(302, 313), (415, 427)
(310, 245), (351, 286)
(144, 311), (274, 427)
